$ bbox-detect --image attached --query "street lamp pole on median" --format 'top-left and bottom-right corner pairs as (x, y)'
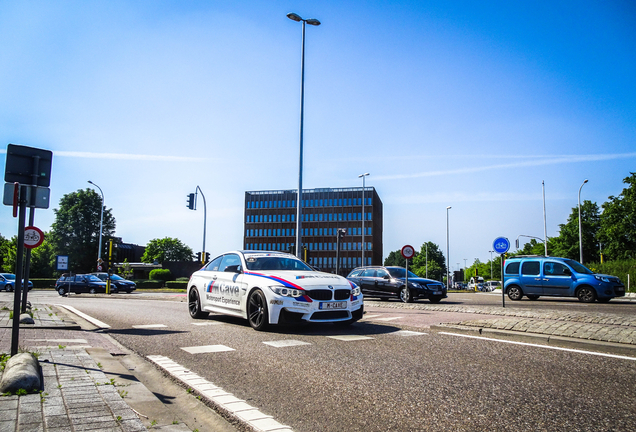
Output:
(358, 173), (369, 267)
(88, 181), (104, 268)
(578, 179), (588, 263)
(287, 12), (321, 259)
(446, 206), (451, 291)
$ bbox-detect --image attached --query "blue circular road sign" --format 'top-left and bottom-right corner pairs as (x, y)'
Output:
(493, 237), (510, 254)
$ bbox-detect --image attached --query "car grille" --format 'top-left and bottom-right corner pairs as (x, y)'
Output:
(427, 283), (444, 290)
(306, 290), (333, 300)
(334, 289), (351, 300)
(311, 311), (350, 320)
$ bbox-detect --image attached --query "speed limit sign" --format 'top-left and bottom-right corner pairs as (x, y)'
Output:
(401, 245), (415, 260)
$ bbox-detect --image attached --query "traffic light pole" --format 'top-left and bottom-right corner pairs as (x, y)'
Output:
(196, 186), (207, 265)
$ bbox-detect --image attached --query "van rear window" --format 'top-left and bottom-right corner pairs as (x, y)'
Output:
(505, 262), (520, 275)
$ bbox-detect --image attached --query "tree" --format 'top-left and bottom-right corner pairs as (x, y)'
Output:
(141, 237), (193, 263)
(0, 233), (10, 272)
(49, 189), (116, 273)
(411, 242), (446, 282)
(550, 200), (600, 262)
(598, 172), (636, 260)
(383, 249), (419, 267)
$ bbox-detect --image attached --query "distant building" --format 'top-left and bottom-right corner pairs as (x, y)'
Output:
(243, 187), (383, 275)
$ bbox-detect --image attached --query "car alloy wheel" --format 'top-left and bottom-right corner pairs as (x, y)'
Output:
(507, 286), (523, 301)
(248, 289), (269, 331)
(577, 286), (596, 303)
(188, 289), (208, 319)
(400, 287), (413, 303)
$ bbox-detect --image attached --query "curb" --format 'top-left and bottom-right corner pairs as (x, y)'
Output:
(430, 324), (636, 357)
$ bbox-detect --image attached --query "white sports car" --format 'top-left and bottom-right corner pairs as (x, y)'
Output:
(187, 251), (364, 330)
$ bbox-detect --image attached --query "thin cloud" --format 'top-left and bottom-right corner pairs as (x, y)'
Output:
(0, 149), (208, 162)
(374, 153), (636, 181)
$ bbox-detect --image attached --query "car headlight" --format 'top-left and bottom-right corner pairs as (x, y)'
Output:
(410, 283), (421, 288)
(269, 285), (305, 298)
(594, 275), (610, 283)
(351, 285), (361, 296)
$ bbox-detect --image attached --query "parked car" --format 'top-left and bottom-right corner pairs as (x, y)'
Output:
(347, 266), (447, 303)
(504, 256), (625, 303)
(483, 281), (501, 291)
(90, 272), (136, 293)
(0, 273), (33, 291)
(187, 250), (364, 331)
(55, 274), (113, 295)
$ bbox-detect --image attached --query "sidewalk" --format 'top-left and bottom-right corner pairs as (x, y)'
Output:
(0, 302), (193, 432)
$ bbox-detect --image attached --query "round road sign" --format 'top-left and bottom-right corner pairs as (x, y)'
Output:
(24, 226), (44, 249)
(401, 245), (415, 260)
(493, 237), (510, 254)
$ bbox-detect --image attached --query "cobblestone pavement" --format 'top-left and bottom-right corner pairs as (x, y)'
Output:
(364, 300), (636, 347)
(0, 303), (148, 432)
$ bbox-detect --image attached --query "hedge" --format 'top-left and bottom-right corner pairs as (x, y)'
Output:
(165, 281), (188, 289)
(30, 279), (57, 288)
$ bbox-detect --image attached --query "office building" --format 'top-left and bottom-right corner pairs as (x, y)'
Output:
(244, 187), (383, 275)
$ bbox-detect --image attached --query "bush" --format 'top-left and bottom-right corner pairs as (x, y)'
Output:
(165, 281), (188, 289)
(149, 269), (172, 281)
(589, 259), (636, 292)
(30, 278), (57, 288)
(136, 280), (164, 289)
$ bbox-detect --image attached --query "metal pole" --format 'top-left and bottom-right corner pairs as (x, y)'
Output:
(11, 185), (28, 356)
(21, 156), (40, 313)
(446, 206), (451, 289)
(542, 181), (548, 256)
(196, 186), (207, 264)
(578, 179), (588, 263)
(295, 20), (306, 259)
(88, 181), (104, 267)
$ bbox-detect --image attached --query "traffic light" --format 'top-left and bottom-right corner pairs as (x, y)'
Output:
(205, 252), (210, 262)
(187, 193), (195, 210)
(475, 268), (479, 276)
(302, 246), (311, 263)
(196, 252), (201, 262)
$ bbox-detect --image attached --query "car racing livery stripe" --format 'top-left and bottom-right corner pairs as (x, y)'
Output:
(243, 271), (312, 302)
(206, 280), (215, 293)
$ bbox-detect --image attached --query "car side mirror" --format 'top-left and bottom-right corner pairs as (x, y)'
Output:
(225, 265), (241, 273)
(383, 274), (390, 279)
(563, 268), (572, 276)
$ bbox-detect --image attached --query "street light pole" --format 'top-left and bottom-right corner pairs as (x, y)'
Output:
(578, 179), (588, 263)
(287, 12), (320, 258)
(88, 181), (104, 268)
(358, 173), (369, 267)
(489, 250), (494, 279)
(446, 206), (451, 290)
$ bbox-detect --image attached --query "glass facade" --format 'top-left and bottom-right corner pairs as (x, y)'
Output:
(243, 187), (383, 276)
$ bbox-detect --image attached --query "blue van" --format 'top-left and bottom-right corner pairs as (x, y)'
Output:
(504, 256), (625, 303)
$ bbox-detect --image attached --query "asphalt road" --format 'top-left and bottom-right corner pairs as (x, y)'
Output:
(17, 291), (636, 431)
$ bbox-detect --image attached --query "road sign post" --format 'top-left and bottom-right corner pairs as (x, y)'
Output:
(493, 237), (510, 308)
(401, 245), (415, 293)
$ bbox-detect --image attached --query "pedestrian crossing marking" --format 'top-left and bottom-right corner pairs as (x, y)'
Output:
(327, 335), (374, 341)
(191, 322), (223, 326)
(263, 340), (311, 348)
(132, 324), (167, 329)
(393, 330), (427, 337)
(181, 344), (235, 354)
(374, 316), (402, 321)
(363, 314), (381, 319)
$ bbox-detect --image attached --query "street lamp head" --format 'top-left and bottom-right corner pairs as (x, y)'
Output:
(358, 173), (370, 178)
(88, 180), (94, 185)
(583, 179), (588, 184)
(306, 18), (321, 26)
(447, 206), (452, 210)
(286, 12), (302, 22)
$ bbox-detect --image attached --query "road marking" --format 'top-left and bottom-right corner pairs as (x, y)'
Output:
(181, 345), (235, 354)
(132, 324), (167, 329)
(147, 355), (291, 432)
(374, 316), (402, 322)
(191, 322), (223, 326)
(363, 314), (381, 319)
(392, 330), (427, 337)
(327, 335), (374, 341)
(56, 304), (111, 329)
(439, 332), (636, 361)
(263, 340), (311, 348)
(28, 338), (88, 344)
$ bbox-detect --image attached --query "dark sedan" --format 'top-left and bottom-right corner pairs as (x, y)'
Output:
(347, 266), (447, 303)
(90, 272), (136, 293)
(55, 274), (113, 295)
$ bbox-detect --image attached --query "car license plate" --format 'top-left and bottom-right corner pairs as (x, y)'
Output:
(320, 302), (347, 310)
(434, 291), (442, 295)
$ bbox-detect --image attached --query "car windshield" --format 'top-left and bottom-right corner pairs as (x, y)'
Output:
(244, 254), (313, 271)
(111, 274), (124, 281)
(563, 259), (594, 275)
(86, 275), (103, 282)
(387, 268), (418, 279)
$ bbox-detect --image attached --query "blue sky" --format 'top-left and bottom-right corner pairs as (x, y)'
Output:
(1, 1), (635, 271)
